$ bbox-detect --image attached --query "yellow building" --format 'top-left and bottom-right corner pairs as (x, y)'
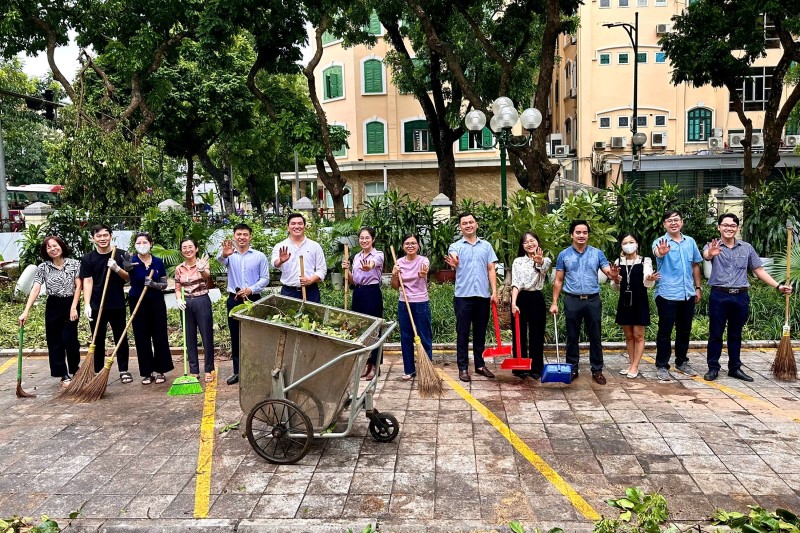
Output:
(281, 16), (524, 213)
(549, 0), (800, 196)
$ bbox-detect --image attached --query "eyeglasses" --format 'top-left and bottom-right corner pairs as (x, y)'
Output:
(720, 223), (738, 228)
(664, 218), (682, 224)
(403, 242), (418, 247)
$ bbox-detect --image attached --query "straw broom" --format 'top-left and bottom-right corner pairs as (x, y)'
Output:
(390, 246), (442, 398)
(60, 246), (115, 399)
(343, 244), (349, 311)
(16, 326), (36, 398)
(772, 223), (796, 381)
(74, 272), (153, 403)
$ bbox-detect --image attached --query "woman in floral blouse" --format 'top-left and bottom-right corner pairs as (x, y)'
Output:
(510, 232), (552, 380)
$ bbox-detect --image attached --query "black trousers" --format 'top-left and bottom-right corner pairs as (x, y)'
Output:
(227, 293), (260, 375)
(454, 296), (490, 371)
(131, 297), (174, 377)
(45, 295), (80, 377)
(563, 293), (604, 372)
(511, 290), (546, 375)
(185, 295), (215, 374)
(280, 284), (321, 303)
(90, 307), (129, 373)
(352, 284), (384, 365)
(655, 296), (695, 370)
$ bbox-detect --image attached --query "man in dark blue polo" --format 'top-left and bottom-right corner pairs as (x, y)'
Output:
(702, 213), (792, 382)
(550, 220), (620, 385)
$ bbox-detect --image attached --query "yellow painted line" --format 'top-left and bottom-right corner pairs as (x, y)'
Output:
(193, 371), (218, 518)
(438, 369), (601, 521)
(0, 358), (16, 374)
(639, 355), (800, 423)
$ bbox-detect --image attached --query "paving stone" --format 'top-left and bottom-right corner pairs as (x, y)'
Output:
(296, 494), (347, 519)
(388, 493), (434, 518)
(341, 494), (389, 518)
(208, 493), (260, 519)
(250, 494), (304, 518)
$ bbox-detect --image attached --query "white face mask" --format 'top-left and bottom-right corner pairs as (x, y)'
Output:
(135, 244), (151, 255)
(622, 243), (638, 255)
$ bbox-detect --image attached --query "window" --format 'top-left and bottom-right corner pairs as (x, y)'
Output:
(321, 31), (339, 46)
(655, 51), (666, 63)
(730, 67), (773, 112)
(636, 52), (647, 63)
(618, 116), (630, 128)
(600, 117), (611, 128)
(365, 121), (386, 154)
(565, 117), (572, 135)
(599, 53), (611, 65)
(404, 120), (433, 152)
(618, 53), (630, 65)
(330, 124), (347, 157)
(459, 127), (493, 150)
(600, 0), (610, 7)
(363, 12), (382, 35)
(362, 58), (384, 94)
(761, 14), (780, 49)
(654, 0), (666, 5)
(619, 0), (629, 6)
(365, 182), (385, 200)
(655, 114), (667, 127)
(687, 107), (712, 142)
(637, 116), (648, 128)
(326, 190), (352, 209)
(636, 0), (647, 5)
(323, 65), (343, 100)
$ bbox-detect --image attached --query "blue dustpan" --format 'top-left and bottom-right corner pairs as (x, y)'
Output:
(541, 315), (572, 384)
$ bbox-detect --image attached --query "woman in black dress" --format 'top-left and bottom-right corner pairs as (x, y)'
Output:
(611, 233), (659, 378)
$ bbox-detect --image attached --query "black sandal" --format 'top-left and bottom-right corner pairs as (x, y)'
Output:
(120, 372), (133, 384)
(155, 374), (166, 384)
(141, 375), (153, 385)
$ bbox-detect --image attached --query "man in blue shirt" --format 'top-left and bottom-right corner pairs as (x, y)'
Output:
(702, 213), (792, 382)
(550, 220), (620, 385)
(219, 223), (270, 385)
(652, 209), (703, 382)
(446, 213), (498, 382)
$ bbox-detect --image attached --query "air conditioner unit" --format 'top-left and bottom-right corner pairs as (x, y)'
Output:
(729, 133), (744, 148)
(651, 132), (667, 147)
(594, 140), (607, 150)
(713, 128), (724, 138)
(751, 134), (764, 147)
(554, 145), (571, 156)
(708, 137), (723, 149)
(656, 23), (671, 35)
(611, 136), (627, 148)
(568, 87), (577, 98)
(785, 135), (800, 147)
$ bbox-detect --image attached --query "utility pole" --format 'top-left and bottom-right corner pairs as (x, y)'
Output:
(0, 116), (9, 223)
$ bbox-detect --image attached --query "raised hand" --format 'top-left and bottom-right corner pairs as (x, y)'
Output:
(533, 246), (544, 265)
(656, 238), (671, 257)
(197, 255), (210, 272)
(418, 262), (429, 278)
(444, 253), (459, 269)
(647, 271), (661, 283)
(359, 259), (372, 271)
(706, 239), (722, 258)
(278, 246), (291, 265)
(608, 263), (621, 282)
(221, 239), (234, 258)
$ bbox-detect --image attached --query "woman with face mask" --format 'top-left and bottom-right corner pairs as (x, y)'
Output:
(610, 233), (659, 378)
(129, 232), (174, 384)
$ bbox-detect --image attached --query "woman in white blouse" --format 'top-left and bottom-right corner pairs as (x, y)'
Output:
(610, 233), (660, 378)
(18, 235), (82, 386)
(510, 232), (552, 380)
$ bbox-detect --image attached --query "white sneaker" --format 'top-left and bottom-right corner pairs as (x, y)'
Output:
(619, 368), (629, 375)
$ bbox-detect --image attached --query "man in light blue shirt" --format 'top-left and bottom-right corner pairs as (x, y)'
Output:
(446, 213), (498, 383)
(550, 220), (619, 385)
(218, 223), (270, 385)
(651, 209), (703, 382)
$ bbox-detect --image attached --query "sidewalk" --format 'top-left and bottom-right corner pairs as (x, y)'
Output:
(1, 347), (800, 532)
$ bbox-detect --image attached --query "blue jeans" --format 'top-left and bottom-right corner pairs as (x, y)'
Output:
(398, 301), (433, 375)
(706, 290), (749, 372)
(655, 296), (695, 369)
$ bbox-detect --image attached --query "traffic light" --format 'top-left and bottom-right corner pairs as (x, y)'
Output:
(43, 90), (55, 121)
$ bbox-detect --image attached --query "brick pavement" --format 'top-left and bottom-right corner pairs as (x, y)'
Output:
(1, 347), (800, 532)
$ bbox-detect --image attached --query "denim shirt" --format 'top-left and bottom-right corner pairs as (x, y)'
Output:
(555, 245), (609, 295)
(652, 233), (702, 300)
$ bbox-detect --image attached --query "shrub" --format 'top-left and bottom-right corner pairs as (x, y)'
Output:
(743, 169), (800, 256)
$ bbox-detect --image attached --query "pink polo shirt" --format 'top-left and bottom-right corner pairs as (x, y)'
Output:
(397, 255), (430, 303)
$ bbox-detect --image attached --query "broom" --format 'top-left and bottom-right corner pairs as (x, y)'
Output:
(390, 246), (442, 398)
(168, 288), (203, 396)
(61, 246), (115, 398)
(15, 326), (36, 398)
(772, 223), (796, 381)
(343, 244), (349, 311)
(74, 272), (152, 403)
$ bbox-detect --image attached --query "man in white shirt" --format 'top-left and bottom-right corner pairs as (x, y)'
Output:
(271, 213), (327, 303)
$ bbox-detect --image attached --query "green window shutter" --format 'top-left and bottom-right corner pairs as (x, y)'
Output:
(404, 120), (428, 151)
(482, 127), (493, 147)
(324, 66), (343, 99)
(363, 59), (382, 93)
(369, 12), (381, 34)
(459, 132), (469, 151)
(321, 31), (335, 45)
(331, 126), (347, 157)
(366, 122), (384, 154)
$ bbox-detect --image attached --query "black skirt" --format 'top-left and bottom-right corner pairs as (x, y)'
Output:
(615, 261), (651, 326)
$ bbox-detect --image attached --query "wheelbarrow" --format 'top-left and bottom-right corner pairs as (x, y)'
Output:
(483, 300), (512, 359)
(541, 313), (572, 383)
(500, 311), (532, 371)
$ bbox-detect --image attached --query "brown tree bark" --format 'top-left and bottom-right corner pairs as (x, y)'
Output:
(185, 156), (195, 212)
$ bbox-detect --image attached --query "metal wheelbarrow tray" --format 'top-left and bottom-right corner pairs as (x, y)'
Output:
(232, 294), (398, 464)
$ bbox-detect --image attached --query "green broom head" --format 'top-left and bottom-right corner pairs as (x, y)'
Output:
(168, 374), (203, 396)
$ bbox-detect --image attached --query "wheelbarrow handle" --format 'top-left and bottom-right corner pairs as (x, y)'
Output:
(491, 300), (503, 347)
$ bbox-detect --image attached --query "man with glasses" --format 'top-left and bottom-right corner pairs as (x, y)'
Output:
(652, 210), (703, 381)
(702, 213), (792, 382)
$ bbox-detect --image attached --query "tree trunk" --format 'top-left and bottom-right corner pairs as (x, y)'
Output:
(185, 156), (194, 213)
(197, 151), (233, 214)
(245, 173), (263, 215)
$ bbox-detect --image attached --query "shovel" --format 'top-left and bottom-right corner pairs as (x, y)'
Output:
(483, 300), (512, 358)
(500, 311), (533, 371)
(541, 314), (573, 384)
(16, 326), (36, 398)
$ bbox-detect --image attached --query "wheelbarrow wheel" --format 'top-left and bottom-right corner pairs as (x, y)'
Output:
(368, 412), (399, 443)
(246, 398), (313, 464)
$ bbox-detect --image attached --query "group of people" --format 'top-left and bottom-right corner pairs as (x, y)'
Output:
(18, 209), (793, 390)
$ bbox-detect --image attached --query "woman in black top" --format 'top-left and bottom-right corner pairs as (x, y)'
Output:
(18, 236), (82, 386)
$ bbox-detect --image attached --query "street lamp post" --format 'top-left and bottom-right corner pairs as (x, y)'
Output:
(604, 12), (646, 175)
(464, 97), (542, 217)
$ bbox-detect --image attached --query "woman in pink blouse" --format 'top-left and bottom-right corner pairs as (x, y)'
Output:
(342, 227), (384, 380)
(391, 233), (432, 381)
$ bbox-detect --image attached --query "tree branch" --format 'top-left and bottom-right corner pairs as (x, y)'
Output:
(31, 17), (78, 103)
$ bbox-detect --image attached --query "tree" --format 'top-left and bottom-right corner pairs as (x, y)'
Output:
(660, 0), (800, 192)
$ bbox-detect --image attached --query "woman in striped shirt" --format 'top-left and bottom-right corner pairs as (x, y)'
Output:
(174, 238), (215, 383)
(18, 235), (82, 386)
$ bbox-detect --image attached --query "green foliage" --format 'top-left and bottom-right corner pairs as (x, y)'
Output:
(742, 170), (800, 256)
(44, 206), (94, 257)
(596, 488), (676, 533)
(0, 514), (60, 533)
(713, 506), (800, 533)
(18, 223), (46, 269)
(139, 207), (195, 250)
(546, 190), (618, 259)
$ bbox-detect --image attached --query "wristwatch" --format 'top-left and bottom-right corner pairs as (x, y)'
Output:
(695, 286), (702, 290)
